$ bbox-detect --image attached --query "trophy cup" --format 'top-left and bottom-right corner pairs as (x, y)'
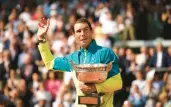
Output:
(71, 61), (113, 107)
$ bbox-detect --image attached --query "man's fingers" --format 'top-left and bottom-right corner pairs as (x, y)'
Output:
(47, 18), (50, 26)
(38, 23), (41, 27)
(38, 17), (48, 28)
(79, 82), (84, 85)
(42, 17), (47, 25)
(38, 23), (45, 28)
(38, 18), (43, 23)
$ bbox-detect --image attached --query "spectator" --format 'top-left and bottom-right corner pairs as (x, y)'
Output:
(32, 6), (44, 21)
(148, 47), (155, 60)
(20, 53), (38, 82)
(122, 1), (135, 40)
(94, 23), (111, 48)
(122, 100), (133, 107)
(0, 20), (5, 42)
(142, 79), (159, 107)
(155, 101), (163, 107)
(29, 72), (41, 105)
(164, 73), (171, 106)
(146, 43), (168, 72)
(161, 5), (171, 40)
(128, 84), (146, 107)
(131, 71), (146, 92)
(134, 0), (148, 40)
(17, 79), (32, 107)
(15, 98), (24, 107)
(53, 83), (74, 107)
(44, 70), (62, 99)
(136, 46), (149, 70)
(9, 34), (21, 70)
(0, 52), (7, 82)
(167, 46), (171, 70)
(35, 82), (52, 107)
(114, 47), (129, 107)
(19, 7), (31, 23)
(0, 50), (12, 81)
(7, 69), (20, 89)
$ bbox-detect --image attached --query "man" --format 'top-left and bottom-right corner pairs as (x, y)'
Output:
(145, 43), (168, 72)
(167, 46), (171, 70)
(37, 17), (122, 107)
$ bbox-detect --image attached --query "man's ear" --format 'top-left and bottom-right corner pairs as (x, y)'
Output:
(90, 30), (94, 39)
(90, 29), (93, 33)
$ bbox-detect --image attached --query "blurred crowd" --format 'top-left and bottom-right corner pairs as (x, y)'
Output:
(0, 0), (171, 107)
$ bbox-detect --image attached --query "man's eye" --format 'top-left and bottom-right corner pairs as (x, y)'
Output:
(84, 29), (88, 32)
(77, 30), (81, 33)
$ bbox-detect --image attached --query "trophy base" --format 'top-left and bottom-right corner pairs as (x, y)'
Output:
(78, 94), (104, 106)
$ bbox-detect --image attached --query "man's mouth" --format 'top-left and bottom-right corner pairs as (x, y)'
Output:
(80, 38), (87, 41)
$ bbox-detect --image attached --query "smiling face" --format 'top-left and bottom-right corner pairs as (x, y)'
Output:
(73, 18), (93, 49)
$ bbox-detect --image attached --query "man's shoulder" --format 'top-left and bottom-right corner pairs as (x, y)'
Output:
(71, 50), (80, 56)
(97, 46), (118, 61)
(97, 46), (112, 52)
(99, 46), (116, 55)
(66, 50), (80, 59)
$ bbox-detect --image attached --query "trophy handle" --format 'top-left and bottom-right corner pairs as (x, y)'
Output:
(107, 61), (114, 72)
(70, 60), (76, 70)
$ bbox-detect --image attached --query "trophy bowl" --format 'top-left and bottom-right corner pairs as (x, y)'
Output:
(71, 61), (113, 83)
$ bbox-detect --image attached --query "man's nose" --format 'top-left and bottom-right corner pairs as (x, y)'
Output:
(80, 30), (85, 36)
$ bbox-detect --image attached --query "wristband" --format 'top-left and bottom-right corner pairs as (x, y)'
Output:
(38, 39), (46, 44)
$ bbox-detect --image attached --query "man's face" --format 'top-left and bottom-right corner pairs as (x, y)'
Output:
(74, 23), (92, 48)
(168, 46), (171, 55)
(156, 44), (163, 52)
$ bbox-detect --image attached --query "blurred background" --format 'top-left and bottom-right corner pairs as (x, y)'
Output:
(0, 0), (171, 107)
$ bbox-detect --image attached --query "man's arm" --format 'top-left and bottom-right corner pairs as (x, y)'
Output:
(78, 73), (122, 94)
(95, 48), (122, 93)
(95, 73), (122, 93)
(37, 18), (72, 71)
(38, 42), (72, 71)
(37, 18), (55, 70)
(38, 42), (55, 70)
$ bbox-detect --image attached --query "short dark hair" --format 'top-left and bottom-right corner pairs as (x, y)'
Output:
(72, 18), (92, 33)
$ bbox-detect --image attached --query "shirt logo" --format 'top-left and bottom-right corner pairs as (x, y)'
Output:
(91, 56), (95, 63)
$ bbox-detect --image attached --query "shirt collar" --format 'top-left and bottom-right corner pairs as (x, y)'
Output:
(80, 40), (97, 52)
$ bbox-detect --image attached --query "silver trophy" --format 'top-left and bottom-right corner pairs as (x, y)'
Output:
(71, 61), (113, 106)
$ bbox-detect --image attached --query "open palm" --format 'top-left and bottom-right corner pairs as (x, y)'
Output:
(37, 18), (50, 40)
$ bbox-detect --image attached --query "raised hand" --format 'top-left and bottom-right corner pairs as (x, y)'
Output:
(37, 18), (50, 40)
